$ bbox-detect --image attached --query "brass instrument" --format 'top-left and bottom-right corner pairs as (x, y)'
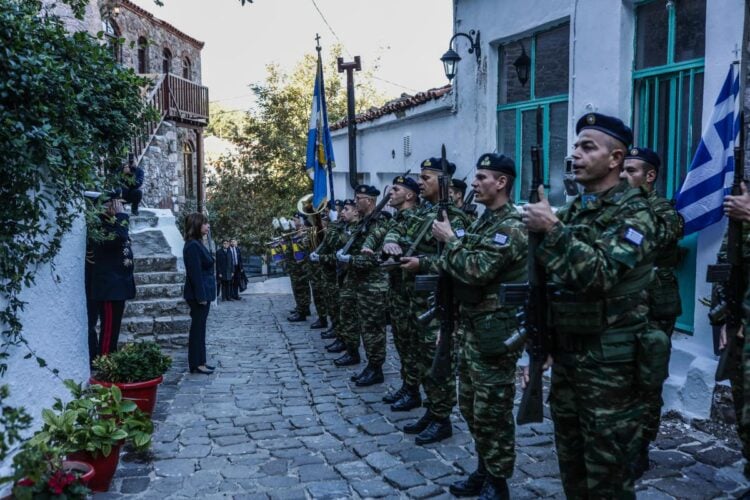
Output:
(297, 193), (326, 250)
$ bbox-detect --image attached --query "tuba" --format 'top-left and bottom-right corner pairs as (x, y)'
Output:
(296, 193), (326, 249)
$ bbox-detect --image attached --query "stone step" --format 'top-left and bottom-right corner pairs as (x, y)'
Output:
(134, 254), (177, 273)
(125, 298), (189, 318)
(134, 271), (184, 286)
(127, 210), (159, 232)
(121, 315), (191, 336)
(136, 283), (184, 300)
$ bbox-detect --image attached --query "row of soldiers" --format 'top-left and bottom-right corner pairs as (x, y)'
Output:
(277, 112), (748, 499)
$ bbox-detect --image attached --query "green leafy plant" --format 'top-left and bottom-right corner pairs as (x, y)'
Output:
(0, 385), (33, 462)
(29, 380), (153, 458)
(1, 441), (90, 499)
(92, 342), (172, 383)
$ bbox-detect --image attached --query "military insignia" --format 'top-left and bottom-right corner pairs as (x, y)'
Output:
(586, 114), (596, 125)
(622, 227), (644, 246)
(423, 160), (432, 167)
(481, 156), (491, 167)
(455, 229), (465, 238)
(396, 176), (403, 183)
(493, 232), (509, 245)
(123, 258), (133, 267)
(630, 148), (639, 156)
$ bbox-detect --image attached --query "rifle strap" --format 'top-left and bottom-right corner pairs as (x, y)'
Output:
(404, 213), (437, 257)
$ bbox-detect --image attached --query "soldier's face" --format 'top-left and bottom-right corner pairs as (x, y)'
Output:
(621, 159), (656, 189)
(419, 170), (439, 200)
(472, 170), (505, 204)
(389, 185), (407, 208)
(341, 205), (354, 221)
(448, 187), (463, 205)
(355, 195), (373, 215)
(571, 130), (623, 187)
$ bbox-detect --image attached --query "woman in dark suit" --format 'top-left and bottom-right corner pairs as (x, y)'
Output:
(183, 212), (216, 374)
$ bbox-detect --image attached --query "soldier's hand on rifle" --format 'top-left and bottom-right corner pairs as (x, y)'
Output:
(361, 247), (374, 255)
(382, 243), (402, 256)
(520, 355), (553, 389)
(400, 256), (420, 272)
(720, 324), (745, 349)
(336, 249), (351, 263)
(723, 182), (750, 221)
(432, 210), (456, 243)
(522, 185), (559, 233)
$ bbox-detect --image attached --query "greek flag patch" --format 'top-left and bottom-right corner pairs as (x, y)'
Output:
(623, 227), (644, 246)
(493, 232), (509, 246)
(455, 229), (465, 238)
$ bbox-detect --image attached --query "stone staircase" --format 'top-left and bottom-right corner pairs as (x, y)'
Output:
(120, 210), (190, 346)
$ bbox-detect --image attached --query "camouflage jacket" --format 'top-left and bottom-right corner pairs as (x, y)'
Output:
(345, 213), (389, 286)
(440, 203), (528, 313)
(317, 221), (346, 268)
(383, 200), (471, 275)
(537, 180), (658, 332)
(647, 190), (684, 320)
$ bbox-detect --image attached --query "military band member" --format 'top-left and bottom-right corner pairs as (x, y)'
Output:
(434, 153), (527, 500)
(621, 146), (684, 477)
(523, 113), (658, 498)
(287, 213), (312, 322)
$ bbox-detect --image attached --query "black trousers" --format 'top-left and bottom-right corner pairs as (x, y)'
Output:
(121, 187), (142, 212)
(187, 300), (210, 370)
(231, 265), (241, 298)
(220, 280), (232, 301)
(87, 300), (125, 363)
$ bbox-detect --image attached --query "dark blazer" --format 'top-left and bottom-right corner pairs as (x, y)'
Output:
(120, 165), (144, 190)
(229, 246), (242, 268)
(216, 248), (232, 279)
(184, 239), (217, 302)
(88, 213), (136, 301)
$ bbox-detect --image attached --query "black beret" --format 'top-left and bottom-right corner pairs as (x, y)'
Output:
(343, 198), (356, 207)
(421, 157), (456, 176)
(625, 146), (661, 170)
(393, 175), (420, 193)
(354, 184), (380, 197)
(476, 153), (516, 177)
(575, 112), (633, 147)
(450, 178), (468, 193)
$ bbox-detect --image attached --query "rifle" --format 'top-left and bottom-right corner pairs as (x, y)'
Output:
(707, 111), (745, 381)
(516, 106), (551, 425)
(429, 144), (456, 381)
(336, 189), (393, 279)
(462, 189), (478, 217)
(379, 212), (433, 270)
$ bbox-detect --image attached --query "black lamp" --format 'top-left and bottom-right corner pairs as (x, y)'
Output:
(513, 43), (531, 86)
(440, 30), (481, 82)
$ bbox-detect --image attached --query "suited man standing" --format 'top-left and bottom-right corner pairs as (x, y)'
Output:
(216, 240), (233, 301)
(229, 239), (243, 300)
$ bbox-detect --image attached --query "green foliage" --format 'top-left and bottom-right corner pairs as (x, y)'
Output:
(0, 385), (33, 462)
(176, 197), (198, 238)
(2, 441), (90, 499)
(0, 0), (148, 374)
(92, 342), (172, 383)
(29, 380), (153, 458)
(207, 46), (385, 254)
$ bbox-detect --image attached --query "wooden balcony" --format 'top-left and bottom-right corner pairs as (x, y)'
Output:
(142, 73), (209, 127)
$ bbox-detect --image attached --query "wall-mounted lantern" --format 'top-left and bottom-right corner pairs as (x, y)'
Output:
(440, 30), (481, 82)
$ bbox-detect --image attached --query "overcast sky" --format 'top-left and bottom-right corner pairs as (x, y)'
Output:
(130, 0), (453, 112)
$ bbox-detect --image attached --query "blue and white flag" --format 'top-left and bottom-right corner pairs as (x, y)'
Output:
(305, 52), (336, 209)
(675, 64), (741, 235)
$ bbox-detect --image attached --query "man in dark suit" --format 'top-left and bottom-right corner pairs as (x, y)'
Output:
(229, 239), (242, 300)
(120, 154), (144, 216)
(216, 240), (233, 301)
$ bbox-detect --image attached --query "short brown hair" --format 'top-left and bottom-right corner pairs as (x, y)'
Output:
(184, 212), (208, 241)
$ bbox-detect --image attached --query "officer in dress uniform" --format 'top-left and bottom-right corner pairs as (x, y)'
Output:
(523, 113), (659, 498)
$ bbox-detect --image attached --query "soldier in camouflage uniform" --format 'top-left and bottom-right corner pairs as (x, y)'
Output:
(620, 147), (684, 477)
(435, 153), (527, 500)
(385, 157), (470, 444)
(523, 113), (659, 499)
(286, 213), (312, 322)
(311, 200), (345, 345)
(335, 185), (390, 386)
(361, 176), (421, 404)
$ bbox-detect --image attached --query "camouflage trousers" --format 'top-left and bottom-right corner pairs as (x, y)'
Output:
(458, 323), (519, 479)
(339, 271), (387, 366)
(338, 273), (359, 352)
(729, 334), (750, 461)
(308, 262), (327, 318)
(641, 319), (675, 445)
(550, 358), (642, 499)
(287, 260), (310, 314)
(388, 273), (418, 386)
(321, 267), (339, 327)
(410, 293), (456, 420)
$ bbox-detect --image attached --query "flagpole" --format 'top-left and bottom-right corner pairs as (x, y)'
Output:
(316, 36), (336, 206)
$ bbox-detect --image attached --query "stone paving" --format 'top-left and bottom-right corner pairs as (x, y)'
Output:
(99, 279), (750, 499)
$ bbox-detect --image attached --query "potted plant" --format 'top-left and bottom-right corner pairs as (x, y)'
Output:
(29, 380), (152, 492)
(91, 341), (172, 415)
(1, 441), (93, 499)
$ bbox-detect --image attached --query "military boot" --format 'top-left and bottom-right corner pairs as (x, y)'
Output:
(403, 409), (433, 434)
(320, 326), (336, 339)
(310, 316), (328, 329)
(414, 417), (452, 445)
(390, 386), (421, 412)
(382, 383), (406, 404)
(631, 444), (650, 480)
(287, 310), (308, 322)
(477, 476), (509, 500)
(449, 459), (486, 497)
(351, 365), (372, 382)
(334, 350), (360, 367)
(355, 365), (384, 387)
(325, 340), (346, 353)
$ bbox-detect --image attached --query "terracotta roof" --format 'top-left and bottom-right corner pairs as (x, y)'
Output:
(330, 84), (452, 131)
(117, 0), (205, 49)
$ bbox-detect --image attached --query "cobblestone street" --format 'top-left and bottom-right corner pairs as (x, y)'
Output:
(99, 280), (750, 499)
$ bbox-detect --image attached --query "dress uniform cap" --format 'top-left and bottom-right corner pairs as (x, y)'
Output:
(392, 175), (420, 193)
(625, 146), (661, 170)
(343, 198), (356, 207)
(354, 184), (380, 197)
(476, 153), (516, 177)
(576, 112), (633, 147)
(421, 157), (456, 176)
(450, 178), (468, 193)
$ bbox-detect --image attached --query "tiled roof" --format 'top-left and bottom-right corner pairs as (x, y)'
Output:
(118, 0), (205, 49)
(330, 84), (452, 131)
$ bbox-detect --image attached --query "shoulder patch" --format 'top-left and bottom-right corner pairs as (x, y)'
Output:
(493, 232), (509, 246)
(622, 227), (644, 246)
(455, 229), (465, 238)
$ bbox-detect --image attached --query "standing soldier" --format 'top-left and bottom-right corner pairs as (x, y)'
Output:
(387, 157), (470, 444)
(434, 153), (527, 500)
(620, 147), (684, 476)
(449, 178), (467, 210)
(523, 113), (657, 498)
(311, 200), (345, 344)
(287, 213), (312, 322)
(336, 185), (390, 386)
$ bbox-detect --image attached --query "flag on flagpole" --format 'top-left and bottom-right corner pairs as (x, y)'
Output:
(305, 51), (336, 209)
(675, 64), (741, 235)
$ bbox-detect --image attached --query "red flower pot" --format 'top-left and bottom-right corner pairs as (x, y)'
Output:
(89, 376), (163, 415)
(62, 460), (95, 485)
(68, 444), (121, 492)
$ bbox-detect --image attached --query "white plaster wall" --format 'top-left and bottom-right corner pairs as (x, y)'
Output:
(0, 215), (90, 473)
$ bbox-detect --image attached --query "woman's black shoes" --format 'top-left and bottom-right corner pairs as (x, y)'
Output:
(205, 364), (216, 370)
(190, 366), (214, 375)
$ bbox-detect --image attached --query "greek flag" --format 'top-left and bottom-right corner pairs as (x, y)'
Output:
(675, 64), (741, 235)
(305, 51), (336, 209)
